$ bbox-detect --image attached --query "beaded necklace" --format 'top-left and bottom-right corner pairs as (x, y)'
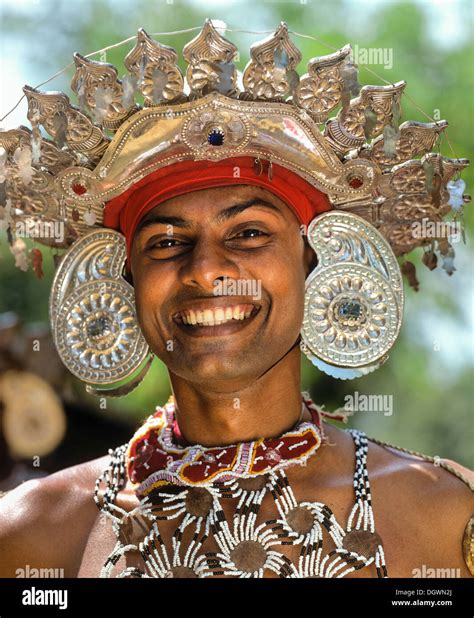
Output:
(94, 395), (388, 578)
(127, 397), (323, 491)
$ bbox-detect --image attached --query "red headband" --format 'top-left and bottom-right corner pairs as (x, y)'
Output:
(103, 156), (332, 262)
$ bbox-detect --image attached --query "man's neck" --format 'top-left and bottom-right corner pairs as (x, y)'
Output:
(168, 346), (305, 447)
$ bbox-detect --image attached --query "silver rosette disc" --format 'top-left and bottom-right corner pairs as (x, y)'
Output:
(54, 279), (149, 385)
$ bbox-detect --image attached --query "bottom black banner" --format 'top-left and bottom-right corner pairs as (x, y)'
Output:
(0, 577), (471, 618)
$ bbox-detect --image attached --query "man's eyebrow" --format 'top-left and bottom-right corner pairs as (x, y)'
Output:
(135, 198), (282, 235)
(135, 214), (193, 234)
(215, 198), (282, 224)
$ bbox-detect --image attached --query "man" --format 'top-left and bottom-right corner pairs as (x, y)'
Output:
(0, 181), (472, 578)
(0, 21), (472, 579)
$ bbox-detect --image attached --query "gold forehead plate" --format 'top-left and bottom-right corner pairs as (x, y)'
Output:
(55, 92), (379, 211)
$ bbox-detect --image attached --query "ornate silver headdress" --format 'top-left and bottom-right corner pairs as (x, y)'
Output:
(0, 20), (469, 393)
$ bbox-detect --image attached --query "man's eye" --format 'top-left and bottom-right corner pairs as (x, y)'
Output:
(149, 238), (184, 249)
(232, 229), (268, 239)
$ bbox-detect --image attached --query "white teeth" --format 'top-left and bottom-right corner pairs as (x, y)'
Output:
(203, 309), (214, 324)
(179, 305), (257, 326)
(215, 308), (225, 322)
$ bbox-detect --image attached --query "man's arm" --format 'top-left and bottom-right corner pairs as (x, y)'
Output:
(0, 458), (106, 577)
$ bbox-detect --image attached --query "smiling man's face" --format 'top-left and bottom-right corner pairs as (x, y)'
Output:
(130, 185), (315, 389)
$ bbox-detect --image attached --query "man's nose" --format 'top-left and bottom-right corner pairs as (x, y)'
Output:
(179, 239), (241, 292)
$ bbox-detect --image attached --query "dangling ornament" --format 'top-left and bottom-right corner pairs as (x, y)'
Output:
(52, 251), (63, 268)
(363, 105), (377, 140)
(340, 56), (360, 113)
(437, 237), (451, 255)
(382, 125), (399, 158)
(382, 99), (401, 158)
(13, 145), (34, 184)
(30, 247), (44, 279)
(94, 86), (115, 124)
(447, 178), (466, 211)
(0, 198), (13, 232)
(76, 75), (88, 112)
(150, 67), (169, 104)
(341, 56), (360, 97)
(422, 249), (438, 271)
(9, 238), (29, 272)
(52, 111), (68, 149)
(30, 110), (43, 165)
(390, 97), (402, 127)
(121, 74), (139, 109)
(0, 146), (7, 182)
(441, 246), (456, 276)
(84, 209), (97, 225)
(401, 260), (419, 291)
(425, 161), (443, 208)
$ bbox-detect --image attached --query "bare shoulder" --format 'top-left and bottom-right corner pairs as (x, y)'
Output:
(366, 434), (473, 576)
(365, 435), (473, 505)
(0, 453), (111, 577)
(324, 421), (473, 493)
(322, 424), (473, 576)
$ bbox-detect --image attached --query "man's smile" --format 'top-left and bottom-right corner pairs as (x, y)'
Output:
(172, 301), (262, 337)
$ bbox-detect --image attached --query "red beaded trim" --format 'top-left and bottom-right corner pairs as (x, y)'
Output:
(127, 397), (323, 491)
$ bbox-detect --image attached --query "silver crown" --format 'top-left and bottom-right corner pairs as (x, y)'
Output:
(0, 19), (469, 273)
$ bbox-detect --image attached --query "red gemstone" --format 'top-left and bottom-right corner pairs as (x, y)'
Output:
(348, 177), (363, 189)
(72, 182), (87, 195)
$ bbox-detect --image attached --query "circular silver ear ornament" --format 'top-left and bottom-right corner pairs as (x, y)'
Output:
(49, 229), (151, 396)
(301, 212), (404, 380)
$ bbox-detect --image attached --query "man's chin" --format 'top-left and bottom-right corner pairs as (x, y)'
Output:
(168, 354), (262, 388)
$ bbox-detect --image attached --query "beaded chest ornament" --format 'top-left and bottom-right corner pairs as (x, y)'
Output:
(95, 395), (387, 579)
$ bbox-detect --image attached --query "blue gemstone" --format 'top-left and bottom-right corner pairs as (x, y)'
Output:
(338, 301), (361, 320)
(208, 129), (224, 146)
(87, 316), (111, 338)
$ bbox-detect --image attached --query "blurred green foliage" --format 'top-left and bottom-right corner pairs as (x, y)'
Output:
(1, 0), (472, 466)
